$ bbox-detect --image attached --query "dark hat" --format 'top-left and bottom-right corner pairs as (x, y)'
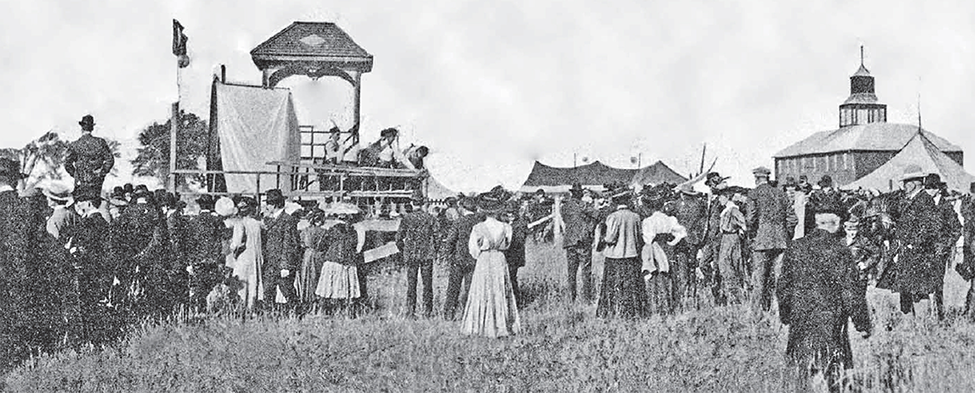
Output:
(123, 183), (134, 194)
(111, 186), (124, 197)
(108, 186), (127, 206)
(153, 189), (169, 204)
(157, 191), (178, 208)
(196, 194), (215, 210)
(265, 189), (286, 205)
(380, 128), (399, 138)
(475, 191), (506, 213)
(782, 176), (798, 189)
(705, 172), (730, 187)
(569, 182), (584, 193)
(132, 184), (151, 199)
(817, 175), (833, 188)
(923, 173), (942, 189)
(237, 196), (257, 212)
(752, 167), (772, 177)
(458, 196), (477, 212)
(610, 189), (632, 205)
(0, 158), (27, 179)
(798, 175), (808, 182)
(79, 114), (95, 128)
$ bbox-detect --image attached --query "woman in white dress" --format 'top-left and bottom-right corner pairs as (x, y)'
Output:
(225, 197), (265, 311)
(639, 191), (687, 315)
(461, 190), (521, 338)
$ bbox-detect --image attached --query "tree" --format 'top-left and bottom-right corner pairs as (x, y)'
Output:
(0, 131), (124, 182)
(131, 111), (207, 189)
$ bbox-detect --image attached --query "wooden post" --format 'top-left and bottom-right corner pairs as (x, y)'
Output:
(353, 70), (362, 144)
(169, 101), (178, 192)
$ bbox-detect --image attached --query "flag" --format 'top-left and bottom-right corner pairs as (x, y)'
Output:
(173, 19), (190, 68)
(172, 19), (188, 56)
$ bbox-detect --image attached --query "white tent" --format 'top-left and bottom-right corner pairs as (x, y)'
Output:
(842, 131), (975, 192)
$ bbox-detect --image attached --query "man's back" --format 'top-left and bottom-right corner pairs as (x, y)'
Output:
(674, 197), (707, 246)
(397, 209), (437, 262)
(747, 183), (792, 250)
(264, 212), (300, 271)
(561, 197), (595, 248)
(442, 213), (480, 267)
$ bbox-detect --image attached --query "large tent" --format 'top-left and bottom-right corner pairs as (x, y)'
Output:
(520, 160), (687, 193)
(842, 131), (975, 192)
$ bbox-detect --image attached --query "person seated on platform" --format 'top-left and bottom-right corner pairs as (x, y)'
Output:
(402, 145), (428, 170)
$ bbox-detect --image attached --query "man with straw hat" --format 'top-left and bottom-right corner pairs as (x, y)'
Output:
(886, 165), (941, 316)
(397, 189), (438, 318)
(41, 179), (80, 241)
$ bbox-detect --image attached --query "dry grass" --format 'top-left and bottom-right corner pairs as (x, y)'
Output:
(6, 242), (975, 392)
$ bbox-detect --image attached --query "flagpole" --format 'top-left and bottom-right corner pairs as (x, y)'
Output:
(169, 60), (179, 192)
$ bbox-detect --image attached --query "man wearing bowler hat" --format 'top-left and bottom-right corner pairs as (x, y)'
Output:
(397, 189), (438, 318)
(262, 189), (301, 309)
(745, 166), (796, 319)
(65, 115), (115, 198)
(561, 182), (598, 303)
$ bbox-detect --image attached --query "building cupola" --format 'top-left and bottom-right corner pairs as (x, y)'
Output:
(839, 46), (887, 128)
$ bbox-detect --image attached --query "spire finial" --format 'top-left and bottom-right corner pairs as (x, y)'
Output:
(860, 45), (864, 66)
(917, 79), (922, 131)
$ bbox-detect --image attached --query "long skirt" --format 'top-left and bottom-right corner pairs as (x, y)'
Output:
(717, 234), (745, 304)
(596, 257), (647, 319)
(315, 261), (360, 299)
(297, 249), (324, 303)
(461, 250), (521, 338)
(646, 272), (675, 315)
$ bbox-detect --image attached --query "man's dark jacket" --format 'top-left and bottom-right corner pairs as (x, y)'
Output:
(263, 211), (301, 272)
(396, 209), (438, 263)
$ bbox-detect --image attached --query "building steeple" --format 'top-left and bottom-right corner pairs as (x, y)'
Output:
(839, 46), (887, 128)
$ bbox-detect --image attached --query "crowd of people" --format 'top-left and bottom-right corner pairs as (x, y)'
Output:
(555, 165), (974, 390)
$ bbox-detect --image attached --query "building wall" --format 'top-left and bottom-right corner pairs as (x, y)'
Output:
(775, 152), (857, 186)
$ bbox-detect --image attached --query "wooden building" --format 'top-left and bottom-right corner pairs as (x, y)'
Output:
(774, 48), (963, 186)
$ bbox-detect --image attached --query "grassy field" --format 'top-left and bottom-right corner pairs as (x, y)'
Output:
(6, 242), (975, 392)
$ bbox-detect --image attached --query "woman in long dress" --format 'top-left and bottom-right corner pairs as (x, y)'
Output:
(297, 209), (326, 305)
(640, 193), (687, 316)
(225, 197), (264, 311)
(461, 191), (521, 338)
(315, 203), (363, 315)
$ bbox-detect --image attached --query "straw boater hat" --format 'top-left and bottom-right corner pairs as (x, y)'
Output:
(326, 201), (362, 216)
(900, 164), (927, 182)
(42, 180), (75, 206)
(678, 183), (699, 196)
(214, 196), (237, 217)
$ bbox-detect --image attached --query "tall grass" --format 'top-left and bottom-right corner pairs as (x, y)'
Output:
(6, 242), (975, 392)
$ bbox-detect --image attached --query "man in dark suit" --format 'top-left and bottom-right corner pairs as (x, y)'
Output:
(960, 182), (975, 317)
(672, 184), (707, 309)
(561, 183), (598, 303)
(506, 201), (529, 308)
(441, 196), (480, 320)
(186, 195), (228, 313)
(924, 174), (962, 320)
(67, 191), (114, 345)
(777, 204), (871, 391)
(65, 115), (114, 197)
(745, 166), (797, 317)
(262, 189), (301, 309)
(396, 191), (438, 317)
(891, 167), (942, 315)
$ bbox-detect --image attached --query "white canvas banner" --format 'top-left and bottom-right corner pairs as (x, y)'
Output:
(216, 83), (300, 193)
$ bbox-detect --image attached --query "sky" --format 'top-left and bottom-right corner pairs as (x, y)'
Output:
(2, 0), (974, 193)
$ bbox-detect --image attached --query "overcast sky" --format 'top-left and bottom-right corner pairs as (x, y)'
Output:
(1, 0), (973, 192)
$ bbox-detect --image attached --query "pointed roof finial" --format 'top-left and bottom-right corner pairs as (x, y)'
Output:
(860, 45), (864, 66)
(853, 45), (871, 76)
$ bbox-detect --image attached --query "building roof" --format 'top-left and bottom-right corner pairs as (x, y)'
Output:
(852, 64), (871, 77)
(842, 131), (975, 192)
(773, 122), (962, 158)
(631, 161), (688, 186)
(250, 22), (373, 72)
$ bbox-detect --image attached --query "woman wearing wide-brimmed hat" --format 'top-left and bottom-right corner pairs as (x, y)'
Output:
(461, 189), (521, 337)
(314, 202), (364, 315)
(225, 196), (265, 310)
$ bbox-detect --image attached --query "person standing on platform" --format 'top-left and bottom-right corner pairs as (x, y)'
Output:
(64, 115), (114, 197)
(745, 166), (795, 318)
(397, 190), (438, 318)
(561, 183), (598, 303)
